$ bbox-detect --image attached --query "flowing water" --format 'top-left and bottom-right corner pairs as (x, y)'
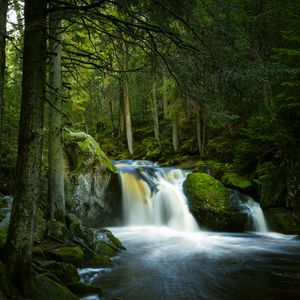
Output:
(80, 161), (300, 300)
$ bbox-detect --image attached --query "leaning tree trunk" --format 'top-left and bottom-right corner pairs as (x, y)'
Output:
(48, 8), (65, 222)
(5, 0), (47, 294)
(0, 0), (8, 167)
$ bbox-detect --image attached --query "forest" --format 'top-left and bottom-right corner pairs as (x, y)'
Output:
(0, 0), (300, 299)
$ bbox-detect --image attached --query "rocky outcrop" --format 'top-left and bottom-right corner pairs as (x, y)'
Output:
(183, 173), (249, 231)
(64, 130), (122, 227)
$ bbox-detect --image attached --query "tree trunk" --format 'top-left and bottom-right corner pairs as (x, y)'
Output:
(151, 74), (160, 143)
(122, 40), (134, 155)
(5, 0), (47, 294)
(48, 8), (65, 223)
(162, 72), (168, 120)
(0, 0), (8, 167)
(196, 108), (202, 158)
(172, 116), (179, 152)
(118, 77), (125, 137)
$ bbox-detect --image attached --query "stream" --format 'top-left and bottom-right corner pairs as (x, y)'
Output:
(80, 161), (300, 300)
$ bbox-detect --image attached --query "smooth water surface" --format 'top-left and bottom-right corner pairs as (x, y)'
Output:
(81, 226), (300, 300)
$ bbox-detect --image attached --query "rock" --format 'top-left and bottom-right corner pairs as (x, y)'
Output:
(36, 260), (80, 285)
(183, 173), (249, 231)
(45, 246), (84, 266)
(264, 208), (300, 235)
(64, 130), (121, 227)
(195, 160), (229, 180)
(258, 174), (286, 209)
(67, 282), (102, 298)
(88, 255), (113, 267)
(221, 172), (253, 191)
(47, 220), (68, 240)
(34, 274), (79, 300)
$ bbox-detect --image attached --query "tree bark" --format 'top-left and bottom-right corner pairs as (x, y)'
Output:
(196, 107), (205, 158)
(5, 0), (47, 293)
(122, 40), (134, 155)
(0, 0), (8, 167)
(162, 72), (168, 120)
(151, 74), (160, 143)
(172, 116), (179, 152)
(118, 77), (125, 137)
(196, 108), (202, 157)
(48, 7), (65, 222)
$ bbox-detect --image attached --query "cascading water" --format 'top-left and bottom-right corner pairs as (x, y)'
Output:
(79, 160), (300, 300)
(244, 199), (268, 232)
(114, 160), (198, 231)
(229, 189), (268, 232)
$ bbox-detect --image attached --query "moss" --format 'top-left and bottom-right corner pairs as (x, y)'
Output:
(46, 246), (84, 266)
(221, 172), (253, 190)
(183, 173), (249, 231)
(64, 130), (115, 172)
(32, 246), (45, 259)
(89, 255), (113, 267)
(34, 209), (47, 243)
(195, 160), (230, 180)
(45, 262), (80, 285)
(34, 274), (79, 300)
(258, 173), (286, 208)
(265, 208), (300, 234)
(184, 173), (229, 212)
(47, 220), (68, 240)
(95, 242), (117, 257)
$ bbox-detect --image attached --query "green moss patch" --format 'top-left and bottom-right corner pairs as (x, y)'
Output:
(46, 246), (84, 266)
(221, 172), (252, 190)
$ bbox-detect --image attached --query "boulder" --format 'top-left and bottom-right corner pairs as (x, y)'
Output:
(183, 173), (249, 231)
(45, 246), (84, 266)
(34, 274), (79, 300)
(264, 208), (300, 235)
(221, 172), (253, 191)
(64, 130), (121, 227)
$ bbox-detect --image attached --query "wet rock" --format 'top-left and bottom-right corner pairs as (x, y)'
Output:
(221, 172), (253, 191)
(45, 246), (84, 266)
(264, 208), (300, 235)
(183, 173), (249, 231)
(34, 274), (79, 300)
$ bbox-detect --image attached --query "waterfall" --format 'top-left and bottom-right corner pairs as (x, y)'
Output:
(229, 189), (268, 232)
(114, 160), (199, 231)
(244, 199), (268, 232)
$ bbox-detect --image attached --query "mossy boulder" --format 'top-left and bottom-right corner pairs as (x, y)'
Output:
(258, 174), (286, 209)
(36, 260), (81, 285)
(64, 129), (115, 173)
(45, 246), (84, 266)
(195, 160), (229, 180)
(88, 254), (113, 267)
(34, 274), (79, 300)
(183, 173), (249, 231)
(221, 172), (253, 191)
(264, 208), (300, 235)
(64, 130), (121, 227)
